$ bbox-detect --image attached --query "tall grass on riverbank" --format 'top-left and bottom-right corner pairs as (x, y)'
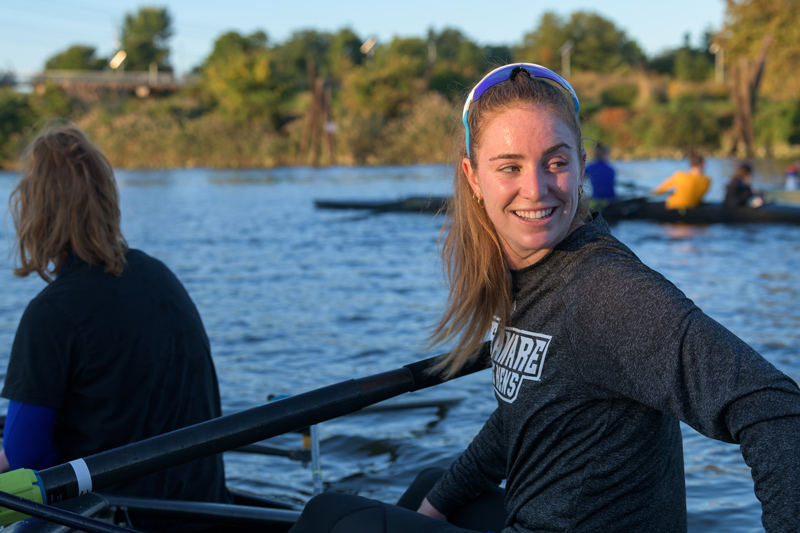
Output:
(3, 71), (800, 170)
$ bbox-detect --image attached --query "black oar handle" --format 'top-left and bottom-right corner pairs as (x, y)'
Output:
(404, 343), (491, 390)
(38, 345), (490, 504)
(0, 490), (128, 532)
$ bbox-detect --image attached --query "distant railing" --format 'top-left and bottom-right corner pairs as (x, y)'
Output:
(33, 70), (197, 87)
(3, 70), (199, 96)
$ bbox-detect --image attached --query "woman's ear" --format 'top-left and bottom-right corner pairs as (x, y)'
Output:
(580, 148), (587, 178)
(463, 157), (482, 198)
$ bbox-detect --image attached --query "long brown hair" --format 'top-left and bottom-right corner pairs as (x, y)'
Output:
(9, 120), (128, 281)
(429, 73), (589, 377)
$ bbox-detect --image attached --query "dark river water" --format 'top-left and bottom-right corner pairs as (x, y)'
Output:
(0, 160), (797, 532)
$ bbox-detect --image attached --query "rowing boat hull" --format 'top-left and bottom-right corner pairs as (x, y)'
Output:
(1, 490), (299, 532)
(600, 200), (800, 225)
(314, 197), (449, 213)
(314, 196), (800, 225)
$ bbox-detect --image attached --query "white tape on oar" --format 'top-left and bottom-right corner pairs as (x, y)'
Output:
(68, 459), (93, 495)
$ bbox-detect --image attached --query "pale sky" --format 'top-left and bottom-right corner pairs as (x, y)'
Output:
(2, 0), (726, 75)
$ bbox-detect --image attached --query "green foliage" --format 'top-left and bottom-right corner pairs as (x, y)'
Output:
(385, 37), (428, 61)
(754, 99), (800, 146)
(668, 96), (723, 147)
(204, 31), (268, 64)
(648, 31), (714, 80)
(0, 89), (35, 164)
(29, 82), (74, 119)
(637, 96), (723, 150)
(566, 11), (645, 72)
(482, 45), (514, 67)
(516, 11), (644, 73)
(6, 8), (800, 168)
(120, 7), (173, 71)
(0, 89), (32, 142)
(427, 62), (473, 103)
(515, 11), (568, 69)
(340, 57), (420, 120)
(76, 103), (295, 168)
(673, 48), (712, 81)
(648, 51), (677, 75)
(45, 45), (107, 70)
(271, 29), (332, 90)
(374, 91), (456, 164)
(599, 84), (638, 107)
(326, 28), (364, 81)
(427, 27), (508, 75)
(456, 40), (485, 72)
(721, 0), (800, 99)
(430, 27), (469, 62)
(201, 31), (286, 126)
(338, 57), (426, 163)
(381, 37), (429, 77)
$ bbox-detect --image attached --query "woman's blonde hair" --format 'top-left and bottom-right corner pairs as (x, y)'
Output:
(9, 120), (128, 281)
(430, 72), (590, 377)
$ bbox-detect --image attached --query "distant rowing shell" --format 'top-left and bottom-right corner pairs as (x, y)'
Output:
(314, 196), (800, 225)
(600, 198), (800, 225)
(314, 197), (449, 214)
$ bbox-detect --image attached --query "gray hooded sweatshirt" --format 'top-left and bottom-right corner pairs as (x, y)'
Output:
(427, 215), (800, 532)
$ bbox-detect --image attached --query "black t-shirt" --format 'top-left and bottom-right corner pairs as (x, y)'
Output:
(2, 249), (229, 503)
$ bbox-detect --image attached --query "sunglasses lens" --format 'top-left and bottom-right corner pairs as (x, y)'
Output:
(469, 64), (578, 116)
(462, 63), (580, 159)
(472, 68), (518, 102)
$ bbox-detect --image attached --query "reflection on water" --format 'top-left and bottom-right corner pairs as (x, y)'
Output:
(658, 223), (710, 241)
(0, 160), (797, 532)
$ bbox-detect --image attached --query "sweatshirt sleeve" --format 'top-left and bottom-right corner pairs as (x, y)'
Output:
(3, 400), (61, 470)
(725, 393), (800, 531)
(425, 408), (506, 516)
(699, 175), (711, 198)
(652, 174), (675, 195)
(569, 248), (800, 529)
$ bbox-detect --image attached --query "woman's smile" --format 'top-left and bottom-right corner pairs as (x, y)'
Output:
(513, 207), (556, 221)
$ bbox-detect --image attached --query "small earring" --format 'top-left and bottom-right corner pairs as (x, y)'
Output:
(472, 191), (485, 208)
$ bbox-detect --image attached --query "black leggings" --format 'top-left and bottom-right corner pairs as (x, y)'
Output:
(288, 468), (506, 533)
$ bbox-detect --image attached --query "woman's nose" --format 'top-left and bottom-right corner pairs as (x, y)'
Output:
(519, 169), (548, 200)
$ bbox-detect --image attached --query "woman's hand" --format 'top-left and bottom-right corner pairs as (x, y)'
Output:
(417, 497), (447, 521)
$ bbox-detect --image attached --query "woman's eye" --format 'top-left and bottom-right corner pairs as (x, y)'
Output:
(547, 159), (568, 170)
(499, 164), (520, 173)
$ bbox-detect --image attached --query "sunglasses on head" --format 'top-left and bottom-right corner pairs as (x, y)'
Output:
(462, 63), (580, 159)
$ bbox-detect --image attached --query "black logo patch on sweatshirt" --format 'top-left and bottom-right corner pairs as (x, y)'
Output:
(490, 322), (551, 403)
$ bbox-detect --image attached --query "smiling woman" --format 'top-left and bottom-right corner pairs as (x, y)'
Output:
(287, 63), (800, 533)
(462, 105), (585, 269)
(434, 63), (591, 373)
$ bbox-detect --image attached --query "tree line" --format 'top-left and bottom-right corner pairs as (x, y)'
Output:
(1, 0), (799, 169)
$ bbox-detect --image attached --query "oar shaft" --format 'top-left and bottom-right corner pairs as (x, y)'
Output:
(38, 348), (489, 503)
(40, 368), (408, 503)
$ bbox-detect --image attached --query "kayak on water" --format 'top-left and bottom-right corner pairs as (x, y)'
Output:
(314, 196), (800, 225)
